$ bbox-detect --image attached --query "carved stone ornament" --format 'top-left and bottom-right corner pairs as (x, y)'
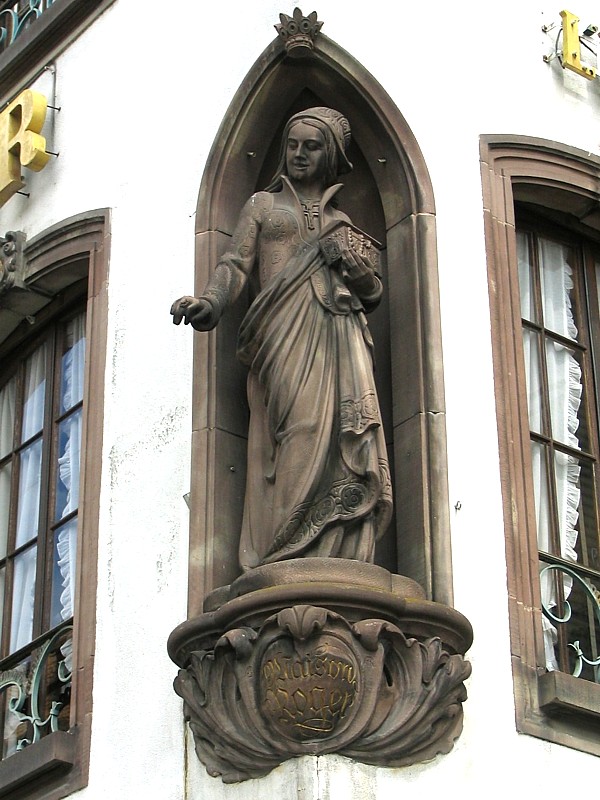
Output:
(0, 230), (26, 296)
(275, 8), (323, 57)
(168, 560), (472, 783)
(320, 221), (382, 273)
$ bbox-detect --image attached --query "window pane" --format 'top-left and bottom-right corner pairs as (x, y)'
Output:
(21, 344), (47, 443)
(538, 238), (578, 341)
(0, 464), (11, 559)
(50, 519), (77, 628)
(15, 439), (42, 548)
(531, 441), (551, 553)
(0, 378), (16, 459)
(1, 632), (72, 760)
(55, 409), (82, 521)
(59, 313), (86, 415)
(10, 545), (37, 652)
(575, 459), (600, 572)
(545, 340), (585, 450)
(517, 231), (536, 323)
(522, 329), (543, 434)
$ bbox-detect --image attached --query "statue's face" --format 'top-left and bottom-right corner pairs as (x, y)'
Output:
(286, 122), (327, 188)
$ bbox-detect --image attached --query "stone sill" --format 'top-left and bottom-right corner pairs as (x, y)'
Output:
(0, 731), (76, 797)
(538, 670), (600, 720)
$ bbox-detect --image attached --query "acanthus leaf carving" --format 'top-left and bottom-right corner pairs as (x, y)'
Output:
(173, 603), (471, 782)
(277, 604), (328, 640)
(215, 626), (257, 658)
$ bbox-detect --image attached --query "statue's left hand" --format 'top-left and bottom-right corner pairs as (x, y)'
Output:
(340, 247), (373, 283)
(341, 247), (378, 291)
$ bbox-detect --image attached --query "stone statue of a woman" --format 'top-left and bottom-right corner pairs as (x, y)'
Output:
(171, 107), (392, 571)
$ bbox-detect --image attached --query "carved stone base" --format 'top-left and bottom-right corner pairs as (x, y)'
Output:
(167, 559), (472, 783)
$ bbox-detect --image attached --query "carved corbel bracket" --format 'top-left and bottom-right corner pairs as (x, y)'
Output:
(0, 230), (26, 296)
(168, 559), (473, 782)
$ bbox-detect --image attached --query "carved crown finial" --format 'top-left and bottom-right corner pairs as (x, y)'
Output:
(275, 8), (323, 57)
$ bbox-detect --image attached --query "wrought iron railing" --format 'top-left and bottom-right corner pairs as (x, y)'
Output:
(0, 1), (54, 56)
(0, 623), (72, 759)
(540, 562), (600, 682)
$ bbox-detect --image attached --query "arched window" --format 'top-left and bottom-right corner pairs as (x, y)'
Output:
(0, 210), (109, 795)
(481, 135), (600, 755)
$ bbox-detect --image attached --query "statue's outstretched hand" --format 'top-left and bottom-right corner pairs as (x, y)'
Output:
(170, 296), (217, 330)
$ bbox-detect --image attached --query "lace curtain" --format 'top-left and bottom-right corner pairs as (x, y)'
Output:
(517, 233), (581, 671)
(54, 313), (85, 626)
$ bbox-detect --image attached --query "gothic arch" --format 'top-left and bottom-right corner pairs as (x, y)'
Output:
(188, 30), (453, 613)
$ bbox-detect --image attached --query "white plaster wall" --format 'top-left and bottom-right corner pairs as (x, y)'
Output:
(2, 1), (600, 798)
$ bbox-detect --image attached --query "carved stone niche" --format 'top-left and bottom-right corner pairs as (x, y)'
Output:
(167, 559), (472, 783)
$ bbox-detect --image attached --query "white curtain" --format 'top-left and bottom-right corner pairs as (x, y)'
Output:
(55, 313), (85, 623)
(517, 233), (581, 671)
(10, 546), (37, 652)
(21, 344), (46, 442)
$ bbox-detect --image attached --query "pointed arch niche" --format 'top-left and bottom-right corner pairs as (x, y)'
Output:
(188, 30), (453, 614)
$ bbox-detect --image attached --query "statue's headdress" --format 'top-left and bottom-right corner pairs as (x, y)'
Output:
(287, 107), (353, 174)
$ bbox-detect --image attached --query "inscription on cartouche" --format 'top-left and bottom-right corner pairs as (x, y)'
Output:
(260, 645), (359, 741)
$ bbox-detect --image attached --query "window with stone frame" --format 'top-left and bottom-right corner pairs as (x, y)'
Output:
(0, 210), (108, 799)
(481, 136), (600, 757)
(516, 211), (600, 682)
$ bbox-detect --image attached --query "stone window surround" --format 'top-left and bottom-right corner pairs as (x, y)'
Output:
(481, 135), (600, 756)
(0, 209), (109, 799)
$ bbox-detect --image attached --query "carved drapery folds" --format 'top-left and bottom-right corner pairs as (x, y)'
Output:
(168, 560), (472, 783)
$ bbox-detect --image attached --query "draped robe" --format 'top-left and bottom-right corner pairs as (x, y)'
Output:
(201, 177), (392, 570)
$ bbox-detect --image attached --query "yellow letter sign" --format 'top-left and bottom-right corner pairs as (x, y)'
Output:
(0, 89), (50, 206)
(561, 9), (596, 80)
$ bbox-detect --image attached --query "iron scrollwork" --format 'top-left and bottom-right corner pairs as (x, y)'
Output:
(540, 563), (600, 681)
(0, 625), (73, 754)
(0, 0), (53, 52)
